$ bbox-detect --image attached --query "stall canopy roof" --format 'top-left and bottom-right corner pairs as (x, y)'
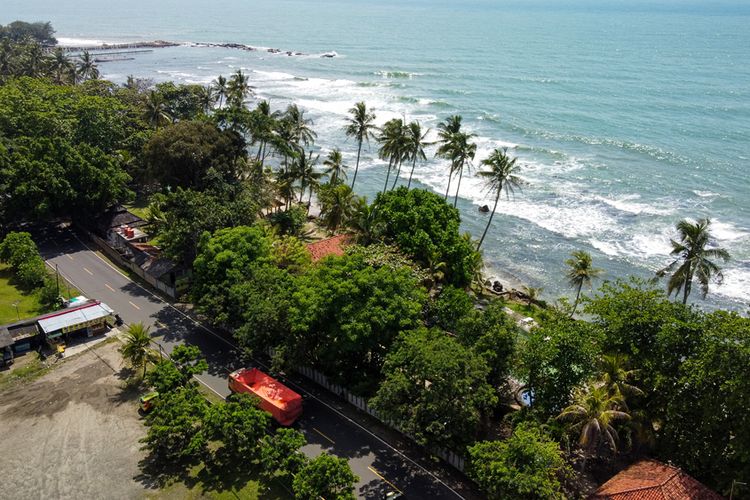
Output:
(37, 301), (114, 334)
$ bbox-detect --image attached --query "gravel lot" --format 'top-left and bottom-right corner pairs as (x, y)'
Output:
(0, 341), (147, 500)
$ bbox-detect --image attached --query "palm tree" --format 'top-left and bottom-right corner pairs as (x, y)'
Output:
(344, 102), (378, 190)
(656, 218), (730, 304)
(49, 47), (73, 84)
(76, 50), (99, 81)
(212, 75), (228, 109)
(197, 85), (217, 114)
(435, 115), (463, 200)
(250, 100), (279, 164)
(565, 250), (603, 317)
(448, 131), (477, 207)
(476, 147), (523, 251)
(143, 90), (173, 128)
(598, 354), (644, 406)
(558, 384), (631, 459)
(294, 151), (322, 211)
(284, 104), (317, 148)
(119, 322), (154, 378)
(348, 197), (381, 244)
(522, 285), (543, 307)
(227, 69), (251, 107)
(22, 41), (46, 78)
(323, 148), (347, 185)
(377, 118), (407, 194)
(405, 121), (429, 189)
(320, 184), (356, 232)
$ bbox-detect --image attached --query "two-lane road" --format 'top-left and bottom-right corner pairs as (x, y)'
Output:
(36, 225), (473, 500)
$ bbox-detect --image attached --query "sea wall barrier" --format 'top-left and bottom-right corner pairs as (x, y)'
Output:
(60, 40), (336, 58)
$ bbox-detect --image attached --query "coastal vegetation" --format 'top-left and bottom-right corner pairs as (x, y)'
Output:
(1, 23), (746, 498)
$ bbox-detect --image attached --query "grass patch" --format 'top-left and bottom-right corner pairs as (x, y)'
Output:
(124, 198), (151, 221)
(0, 264), (43, 324)
(0, 356), (50, 392)
(146, 463), (290, 500)
(195, 382), (226, 406)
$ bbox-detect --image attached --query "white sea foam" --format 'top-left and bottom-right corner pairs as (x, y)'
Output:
(713, 264), (750, 303)
(57, 37), (111, 47)
(594, 194), (674, 216)
(711, 220), (749, 242)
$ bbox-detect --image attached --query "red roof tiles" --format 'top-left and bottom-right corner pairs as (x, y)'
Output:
(306, 234), (351, 262)
(590, 460), (722, 500)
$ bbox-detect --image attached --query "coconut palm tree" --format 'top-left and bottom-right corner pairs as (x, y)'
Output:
(476, 147), (523, 251)
(320, 183), (356, 232)
(558, 384), (631, 459)
(227, 69), (251, 107)
(435, 115), (463, 200)
(22, 41), (46, 78)
(344, 101), (378, 190)
(284, 104), (317, 148)
(598, 354), (644, 407)
(49, 47), (73, 84)
(250, 100), (279, 164)
(212, 75), (228, 109)
(143, 90), (173, 128)
(293, 151), (322, 211)
(448, 131), (477, 207)
(196, 85), (216, 114)
(656, 218), (730, 304)
(405, 121), (429, 189)
(348, 197), (381, 244)
(565, 250), (603, 317)
(119, 322), (155, 378)
(522, 285), (543, 307)
(377, 118), (407, 194)
(323, 148), (347, 185)
(76, 50), (99, 81)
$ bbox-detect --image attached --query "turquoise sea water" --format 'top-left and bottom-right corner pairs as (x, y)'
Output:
(4, 0), (749, 310)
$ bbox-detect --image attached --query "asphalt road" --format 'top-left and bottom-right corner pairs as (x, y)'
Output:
(36, 225), (471, 500)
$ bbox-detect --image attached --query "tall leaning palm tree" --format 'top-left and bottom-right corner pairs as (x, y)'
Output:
(656, 218), (730, 304)
(557, 384), (630, 461)
(344, 101), (378, 190)
(476, 147), (523, 251)
(227, 69), (251, 107)
(448, 131), (477, 207)
(377, 118), (407, 194)
(49, 47), (73, 84)
(435, 115), (463, 200)
(197, 85), (217, 114)
(119, 322), (154, 378)
(212, 75), (228, 109)
(323, 148), (347, 185)
(284, 104), (317, 148)
(405, 121), (429, 189)
(565, 250), (603, 317)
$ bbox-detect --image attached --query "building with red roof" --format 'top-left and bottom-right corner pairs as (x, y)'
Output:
(306, 234), (351, 262)
(590, 460), (722, 500)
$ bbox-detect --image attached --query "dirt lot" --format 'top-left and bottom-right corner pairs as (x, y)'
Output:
(0, 340), (147, 500)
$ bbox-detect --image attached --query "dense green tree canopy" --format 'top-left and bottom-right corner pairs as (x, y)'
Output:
(0, 21), (57, 45)
(372, 187), (478, 286)
(468, 424), (570, 500)
(206, 393), (270, 463)
(370, 327), (497, 450)
(289, 252), (428, 393)
(292, 453), (358, 500)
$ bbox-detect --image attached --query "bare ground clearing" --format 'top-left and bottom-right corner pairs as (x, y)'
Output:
(0, 341), (147, 500)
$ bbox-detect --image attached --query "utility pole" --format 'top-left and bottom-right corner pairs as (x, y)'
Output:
(12, 300), (20, 320)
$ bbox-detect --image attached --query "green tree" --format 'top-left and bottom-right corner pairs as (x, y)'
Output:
(476, 147), (523, 251)
(319, 182), (357, 232)
(435, 115), (463, 200)
(49, 47), (74, 84)
(146, 359), (186, 394)
(377, 118), (408, 194)
(557, 384), (630, 460)
(447, 131), (477, 208)
(76, 50), (99, 81)
(468, 424), (571, 500)
(565, 250), (603, 317)
(226, 69), (251, 108)
(344, 101), (377, 189)
(206, 393), (270, 463)
(141, 385), (208, 464)
(212, 75), (227, 109)
(143, 90), (173, 128)
(284, 103), (317, 148)
(598, 353), (643, 404)
(292, 453), (358, 500)
(404, 120), (429, 189)
(271, 235), (312, 274)
(120, 323), (155, 378)
(429, 285), (473, 332)
(289, 253), (427, 393)
(260, 428), (307, 482)
(370, 327), (497, 450)
(323, 148), (347, 185)
(657, 218), (730, 304)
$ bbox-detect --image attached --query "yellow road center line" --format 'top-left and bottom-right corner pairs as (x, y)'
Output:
(367, 466), (402, 494)
(105, 283), (115, 292)
(312, 427), (336, 445)
(128, 301), (141, 310)
(82, 267), (93, 275)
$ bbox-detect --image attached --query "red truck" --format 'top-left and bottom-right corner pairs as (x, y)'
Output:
(228, 368), (303, 426)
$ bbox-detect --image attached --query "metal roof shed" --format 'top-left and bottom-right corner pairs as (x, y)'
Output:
(37, 302), (115, 337)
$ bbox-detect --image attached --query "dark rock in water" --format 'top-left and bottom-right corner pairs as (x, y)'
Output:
(321, 52), (336, 58)
(493, 281), (504, 293)
(479, 205), (490, 213)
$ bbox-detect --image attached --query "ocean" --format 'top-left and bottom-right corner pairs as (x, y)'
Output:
(4, 0), (749, 310)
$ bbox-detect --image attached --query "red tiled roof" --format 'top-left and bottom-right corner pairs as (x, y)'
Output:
(590, 460), (722, 500)
(306, 234), (351, 262)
